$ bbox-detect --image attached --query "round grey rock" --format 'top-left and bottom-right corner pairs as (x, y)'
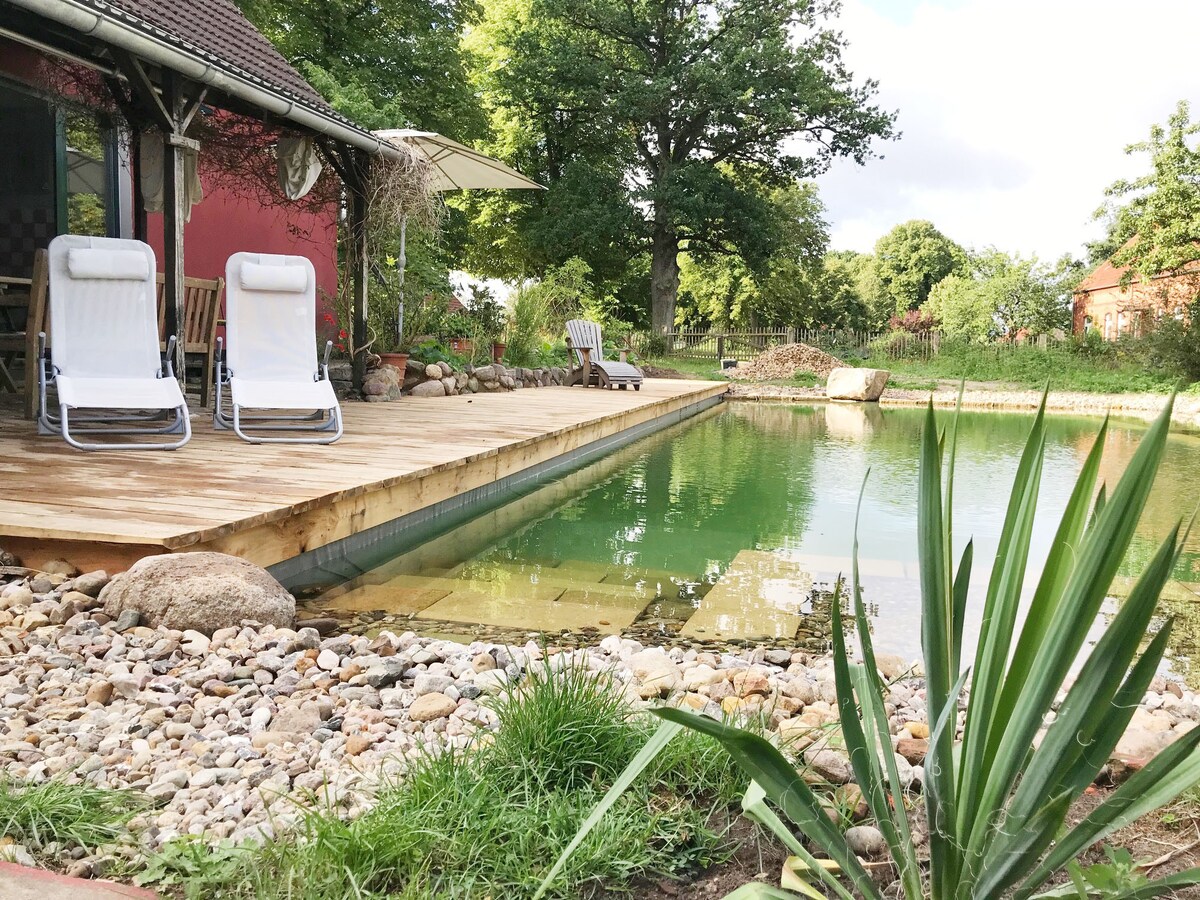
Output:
(100, 552), (295, 634)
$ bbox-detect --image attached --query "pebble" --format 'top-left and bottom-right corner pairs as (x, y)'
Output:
(845, 825), (887, 858)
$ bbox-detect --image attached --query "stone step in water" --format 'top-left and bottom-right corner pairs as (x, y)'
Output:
(679, 549), (813, 641)
(416, 576), (643, 633)
(318, 577), (454, 614)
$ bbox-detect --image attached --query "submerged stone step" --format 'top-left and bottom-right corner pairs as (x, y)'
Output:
(679, 549), (813, 641)
(416, 579), (642, 633)
(318, 577), (454, 614)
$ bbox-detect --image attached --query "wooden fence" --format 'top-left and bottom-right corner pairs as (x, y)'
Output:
(636, 328), (1064, 362)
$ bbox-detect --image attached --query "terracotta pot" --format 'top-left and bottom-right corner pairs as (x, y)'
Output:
(378, 351), (409, 370)
(491, 341), (506, 363)
(450, 337), (474, 354)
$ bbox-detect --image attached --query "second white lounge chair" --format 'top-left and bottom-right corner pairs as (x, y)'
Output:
(39, 235), (190, 451)
(214, 252), (342, 443)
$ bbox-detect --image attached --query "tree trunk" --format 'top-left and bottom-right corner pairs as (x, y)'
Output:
(650, 221), (679, 334)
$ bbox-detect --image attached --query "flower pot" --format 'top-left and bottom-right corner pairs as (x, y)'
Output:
(450, 337), (474, 354)
(491, 341), (506, 363)
(378, 351), (409, 371)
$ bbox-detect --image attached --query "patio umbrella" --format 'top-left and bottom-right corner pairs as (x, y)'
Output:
(374, 129), (543, 343)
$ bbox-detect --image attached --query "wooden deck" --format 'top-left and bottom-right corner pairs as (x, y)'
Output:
(0, 379), (726, 572)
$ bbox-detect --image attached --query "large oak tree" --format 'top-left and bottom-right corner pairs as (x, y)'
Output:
(468, 0), (896, 332)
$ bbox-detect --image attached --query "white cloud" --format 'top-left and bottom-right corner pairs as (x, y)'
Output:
(816, 0), (1200, 261)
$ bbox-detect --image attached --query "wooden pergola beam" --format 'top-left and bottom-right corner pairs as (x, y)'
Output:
(318, 138), (373, 393)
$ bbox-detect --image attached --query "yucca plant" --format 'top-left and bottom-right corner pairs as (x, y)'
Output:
(537, 397), (1200, 899)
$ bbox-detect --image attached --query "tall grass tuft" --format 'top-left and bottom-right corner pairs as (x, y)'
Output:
(0, 777), (141, 852)
(182, 656), (729, 899)
(488, 655), (642, 793)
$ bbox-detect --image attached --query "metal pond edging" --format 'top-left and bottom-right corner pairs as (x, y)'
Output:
(269, 391), (725, 591)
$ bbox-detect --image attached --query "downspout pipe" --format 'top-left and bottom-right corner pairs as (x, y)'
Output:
(6, 0), (401, 161)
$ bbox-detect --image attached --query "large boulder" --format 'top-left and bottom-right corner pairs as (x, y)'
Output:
(826, 367), (890, 402)
(100, 552), (295, 634)
(410, 380), (447, 398)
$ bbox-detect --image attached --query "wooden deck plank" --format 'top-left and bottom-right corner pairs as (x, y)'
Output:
(0, 380), (726, 568)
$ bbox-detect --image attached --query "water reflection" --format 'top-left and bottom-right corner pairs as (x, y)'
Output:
(316, 403), (1200, 682)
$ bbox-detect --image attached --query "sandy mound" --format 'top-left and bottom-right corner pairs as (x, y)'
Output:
(727, 343), (843, 380)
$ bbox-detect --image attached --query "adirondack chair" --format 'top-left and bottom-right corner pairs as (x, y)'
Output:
(565, 319), (642, 390)
(156, 273), (223, 408)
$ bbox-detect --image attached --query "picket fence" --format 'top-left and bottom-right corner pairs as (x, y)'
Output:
(637, 328), (1063, 362)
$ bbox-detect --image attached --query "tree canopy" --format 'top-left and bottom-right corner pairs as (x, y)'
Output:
(922, 250), (1074, 341)
(464, 0), (896, 332)
(236, 0), (483, 136)
(872, 220), (968, 318)
(1094, 100), (1200, 290)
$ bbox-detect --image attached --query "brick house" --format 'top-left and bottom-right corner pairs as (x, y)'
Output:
(1073, 246), (1197, 339)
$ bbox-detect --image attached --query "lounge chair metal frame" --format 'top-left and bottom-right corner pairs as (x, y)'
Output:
(38, 236), (191, 451)
(214, 252), (342, 444)
(213, 336), (342, 442)
(565, 319), (642, 390)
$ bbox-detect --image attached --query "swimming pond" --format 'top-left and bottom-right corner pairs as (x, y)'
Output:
(307, 401), (1200, 681)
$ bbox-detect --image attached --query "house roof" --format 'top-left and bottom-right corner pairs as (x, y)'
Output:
(1076, 237), (1200, 293)
(6, 0), (399, 158)
(1075, 258), (1128, 293)
(95, 0), (331, 110)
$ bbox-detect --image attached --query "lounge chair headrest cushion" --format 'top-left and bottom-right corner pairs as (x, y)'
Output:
(239, 262), (308, 293)
(67, 248), (149, 281)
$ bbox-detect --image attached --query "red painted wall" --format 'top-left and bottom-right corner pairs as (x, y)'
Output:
(145, 185), (339, 306)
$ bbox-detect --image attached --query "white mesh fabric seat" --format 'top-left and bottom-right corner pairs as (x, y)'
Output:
(565, 319), (642, 389)
(39, 235), (190, 450)
(56, 376), (191, 410)
(215, 252), (342, 443)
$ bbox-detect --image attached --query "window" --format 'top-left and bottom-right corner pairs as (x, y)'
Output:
(1103, 313), (1112, 340)
(64, 111), (114, 237)
(1084, 315), (1093, 332)
(1117, 311), (1126, 336)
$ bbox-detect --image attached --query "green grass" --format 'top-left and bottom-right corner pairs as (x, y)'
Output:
(140, 660), (750, 900)
(862, 342), (1190, 394)
(0, 777), (141, 853)
(641, 356), (730, 381)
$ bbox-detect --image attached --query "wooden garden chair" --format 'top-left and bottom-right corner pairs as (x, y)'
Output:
(156, 272), (223, 408)
(0, 249), (49, 419)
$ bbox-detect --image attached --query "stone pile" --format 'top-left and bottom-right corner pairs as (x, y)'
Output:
(0, 556), (1195, 874)
(401, 359), (571, 398)
(728, 343), (844, 381)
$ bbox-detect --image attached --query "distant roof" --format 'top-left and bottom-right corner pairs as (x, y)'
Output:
(1075, 258), (1128, 293)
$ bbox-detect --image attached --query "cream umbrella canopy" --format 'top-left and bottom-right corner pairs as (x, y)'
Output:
(374, 129), (543, 344)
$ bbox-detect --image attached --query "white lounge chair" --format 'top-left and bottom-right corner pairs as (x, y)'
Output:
(565, 319), (642, 390)
(38, 235), (191, 451)
(214, 252), (342, 443)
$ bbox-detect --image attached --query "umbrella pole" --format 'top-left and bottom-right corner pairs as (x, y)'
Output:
(397, 213), (407, 347)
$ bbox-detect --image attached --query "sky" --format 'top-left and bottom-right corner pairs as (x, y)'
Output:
(817, 0), (1200, 262)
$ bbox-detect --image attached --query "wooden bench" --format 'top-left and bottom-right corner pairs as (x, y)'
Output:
(156, 274), (224, 408)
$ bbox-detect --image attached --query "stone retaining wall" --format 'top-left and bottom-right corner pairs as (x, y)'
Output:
(361, 360), (572, 402)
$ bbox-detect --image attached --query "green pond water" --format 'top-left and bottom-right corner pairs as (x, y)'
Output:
(317, 402), (1200, 682)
